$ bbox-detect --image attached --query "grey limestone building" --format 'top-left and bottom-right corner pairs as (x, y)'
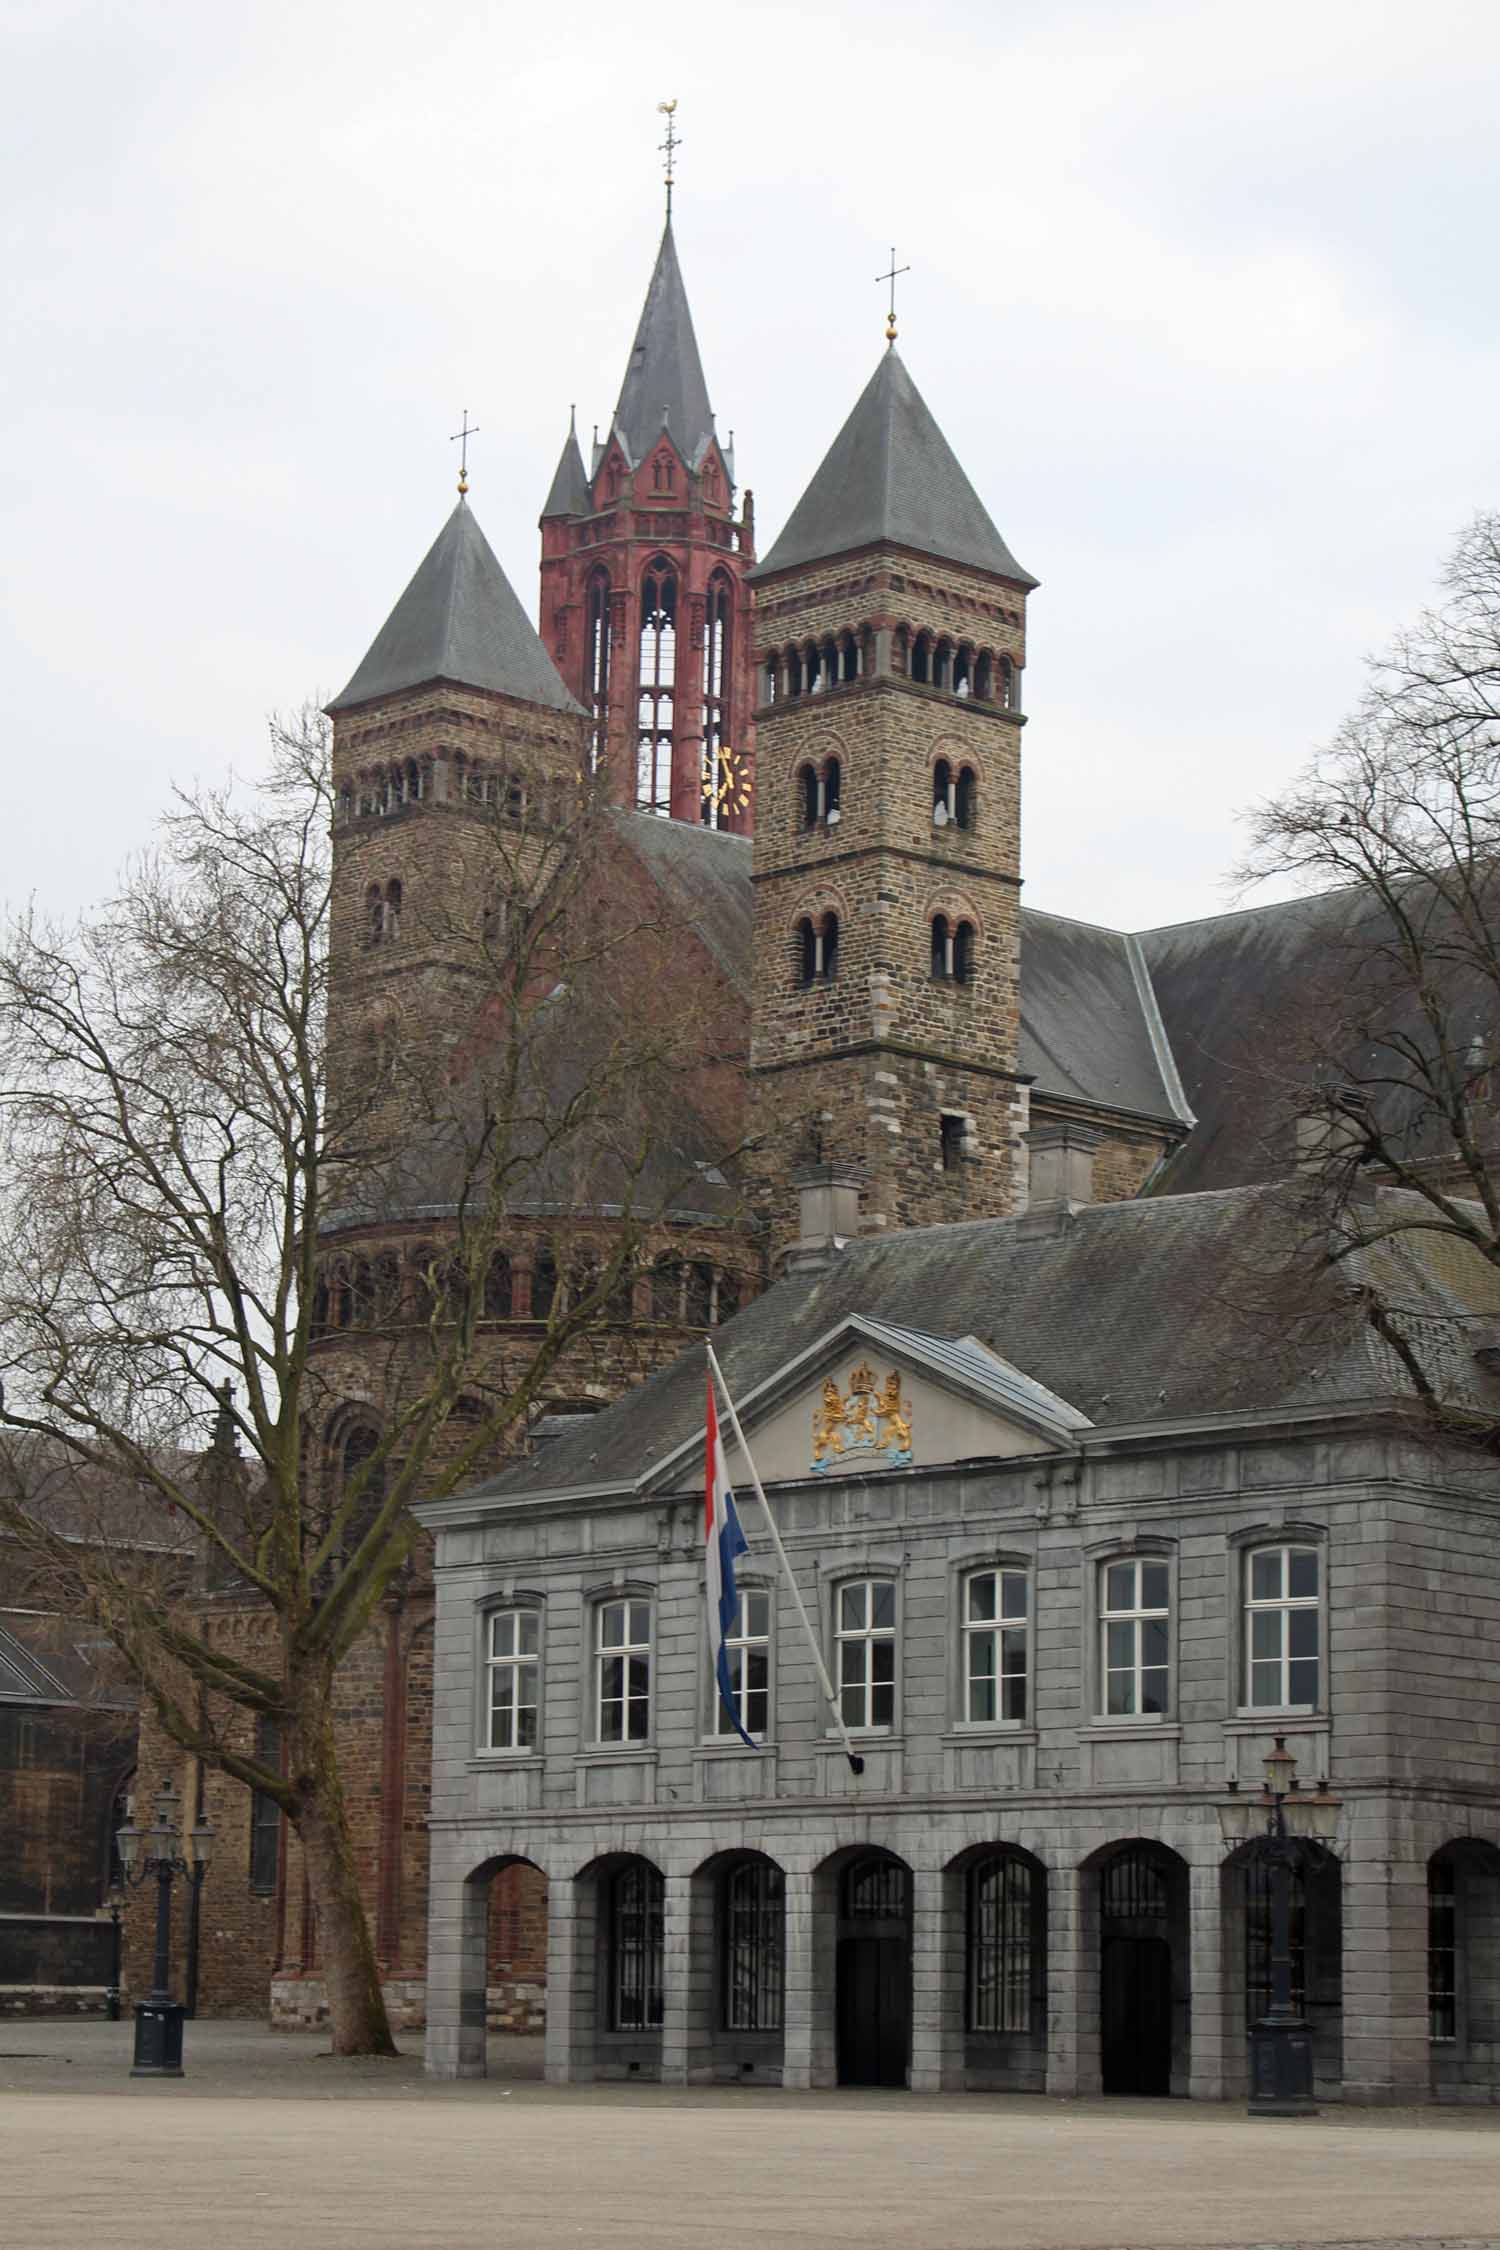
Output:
(417, 1166), (1500, 2103)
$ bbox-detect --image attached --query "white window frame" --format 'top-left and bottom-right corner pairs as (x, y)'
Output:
(483, 1605), (540, 1753)
(835, 1577), (897, 1734)
(595, 1596), (653, 1745)
(1098, 1556), (1171, 1719)
(961, 1567), (1030, 1727)
(712, 1585), (772, 1741)
(1243, 1543), (1321, 1713)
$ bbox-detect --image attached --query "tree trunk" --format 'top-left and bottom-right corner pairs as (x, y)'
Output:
(293, 1688), (399, 2057)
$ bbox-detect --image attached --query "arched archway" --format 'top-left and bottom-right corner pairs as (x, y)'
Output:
(1428, 1838), (1500, 2101)
(1083, 1838), (1191, 2096)
(682, 1848), (787, 2083)
(573, 1851), (666, 2080)
(813, 1845), (913, 2087)
(435, 1851), (550, 2081)
(943, 1843), (1049, 2092)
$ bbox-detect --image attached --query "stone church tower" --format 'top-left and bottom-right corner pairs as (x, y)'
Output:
(537, 222), (757, 832)
(747, 344), (1036, 1246)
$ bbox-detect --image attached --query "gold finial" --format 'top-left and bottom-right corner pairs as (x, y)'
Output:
(657, 98), (680, 221)
(876, 246), (910, 346)
(450, 407), (479, 496)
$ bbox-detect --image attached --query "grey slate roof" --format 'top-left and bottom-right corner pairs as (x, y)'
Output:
(541, 420), (591, 520)
(609, 813), (754, 1000)
(328, 500), (583, 715)
(611, 223), (715, 470)
(752, 349), (1036, 586)
(455, 1183), (1500, 1509)
(1020, 911), (1192, 1126)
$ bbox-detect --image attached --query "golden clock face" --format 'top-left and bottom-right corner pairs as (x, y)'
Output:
(701, 742), (753, 819)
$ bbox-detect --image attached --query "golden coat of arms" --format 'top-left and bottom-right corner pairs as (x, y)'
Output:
(811, 1362), (913, 1474)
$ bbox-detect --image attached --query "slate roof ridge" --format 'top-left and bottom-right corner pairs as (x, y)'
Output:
(329, 499), (583, 716)
(1022, 903), (1132, 941)
(751, 347), (1035, 587)
(1130, 882), (1352, 946)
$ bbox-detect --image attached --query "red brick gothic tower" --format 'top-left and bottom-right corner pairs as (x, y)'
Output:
(538, 221), (757, 834)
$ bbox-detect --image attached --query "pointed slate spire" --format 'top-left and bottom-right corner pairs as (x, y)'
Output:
(329, 500), (583, 714)
(753, 349), (1036, 587)
(541, 410), (591, 520)
(611, 222), (715, 468)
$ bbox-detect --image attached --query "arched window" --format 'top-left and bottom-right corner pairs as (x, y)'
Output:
(586, 572), (611, 775)
(531, 1246), (558, 1320)
(404, 757), (422, 803)
(821, 911), (839, 981)
(967, 1853), (1039, 2033)
(931, 913), (951, 980)
(999, 655), (1015, 711)
(763, 657), (778, 706)
(409, 1246), (439, 1324)
(310, 1274), (330, 1336)
(484, 1251), (513, 1320)
(702, 575), (733, 828)
(821, 636), (838, 689)
(797, 917), (818, 988)
(684, 1261), (713, 1328)
(787, 647), (803, 697)
(350, 1259), (374, 1326)
(651, 1255), (682, 1323)
(934, 637), (953, 691)
(823, 758), (841, 819)
(722, 1858), (784, 2031)
(953, 647), (972, 698)
(933, 759), (953, 826)
(329, 1263), (351, 1330)
(365, 884), (383, 948)
(954, 767), (976, 830)
(839, 631), (859, 683)
(716, 1270), (741, 1325)
(371, 1252), (400, 1322)
(799, 764), (820, 830)
(337, 1422), (386, 1564)
(384, 879), (402, 942)
(607, 1859), (664, 2029)
(911, 632), (932, 685)
(565, 1254), (597, 1314)
(337, 786), (353, 824)
(953, 920), (975, 984)
(975, 652), (994, 702)
(637, 561), (676, 816)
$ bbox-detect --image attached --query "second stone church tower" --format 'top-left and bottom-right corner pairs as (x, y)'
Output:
(748, 344), (1036, 1246)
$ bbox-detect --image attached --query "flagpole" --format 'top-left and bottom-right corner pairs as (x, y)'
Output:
(706, 1342), (864, 1777)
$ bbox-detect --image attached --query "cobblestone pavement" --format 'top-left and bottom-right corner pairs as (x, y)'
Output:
(3, 2023), (1500, 2249)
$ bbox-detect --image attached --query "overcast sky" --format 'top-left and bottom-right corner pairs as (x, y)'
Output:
(4, 0), (1498, 933)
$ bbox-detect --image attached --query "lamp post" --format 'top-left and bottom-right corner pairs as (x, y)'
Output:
(1244, 1736), (1313, 2115)
(115, 1775), (214, 2078)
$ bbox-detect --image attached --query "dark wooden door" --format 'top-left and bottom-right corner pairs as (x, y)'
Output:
(1101, 1934), (1172, 2095)
(836, 1933), (909, 2086)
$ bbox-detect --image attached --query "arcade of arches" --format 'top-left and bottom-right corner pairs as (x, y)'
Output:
(430, 1830), (1500, 2099)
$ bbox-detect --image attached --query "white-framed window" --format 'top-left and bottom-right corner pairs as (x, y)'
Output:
(1244, 1544), (1320, 1710)
(1099, 1557), (1170, 1717)
(714, 1588), (771, 1739)
(596, 1597), (652, 1743)
(963, 1568), (1029, 1724)
(484, 1607), (540, 1751)
(836, 1577), (896, 1731)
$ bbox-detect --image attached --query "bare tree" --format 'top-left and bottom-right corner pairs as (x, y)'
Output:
(1237, 510), (1500, 1433)
(0, 714), (747, 2052)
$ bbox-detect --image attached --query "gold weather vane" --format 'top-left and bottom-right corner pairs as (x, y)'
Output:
(450, 408), (480, 495)
(876, 246), (910, 346)
(657, 98), (680, 221)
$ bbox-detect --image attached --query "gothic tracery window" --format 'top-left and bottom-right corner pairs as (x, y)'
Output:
(701, 574), (733, 827)
(587, 572), (611, 775)
(636, 562), (676, 817)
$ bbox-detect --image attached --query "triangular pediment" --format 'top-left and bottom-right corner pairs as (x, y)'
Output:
(648, 1316), (1090, 1496)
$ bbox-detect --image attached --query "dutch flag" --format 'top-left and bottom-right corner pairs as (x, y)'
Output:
(705, 1374), (759, 1751)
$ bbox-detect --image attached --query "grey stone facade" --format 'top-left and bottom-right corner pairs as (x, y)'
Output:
(417, 1302), (1500, 2102)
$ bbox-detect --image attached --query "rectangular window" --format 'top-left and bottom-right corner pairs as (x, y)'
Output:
(714, 1589), (771, 1739)
(249, 1716), (281, 1895)
(963, 1569), (1029, 1724)
(1099, 1558), (1170, 1717)
(1429, 1860), (1457, 2041)
(1245, 1545), (1320, 1709)
(837, 1578), (896, 1731)
(485, 1608), (540, 1751)
(597, 1598), (652, 1743)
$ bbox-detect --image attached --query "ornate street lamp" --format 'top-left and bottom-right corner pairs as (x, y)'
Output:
(115, 1775), (214, 2078)
(1220, 1735), (1340, 2117)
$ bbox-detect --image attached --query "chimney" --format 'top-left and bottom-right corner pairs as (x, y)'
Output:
(1019, 1121), (1099, 1237)
(785, 1162), (863, 1274)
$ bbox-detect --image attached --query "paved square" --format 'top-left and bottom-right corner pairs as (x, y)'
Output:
(4, 2024), (1500, 2250)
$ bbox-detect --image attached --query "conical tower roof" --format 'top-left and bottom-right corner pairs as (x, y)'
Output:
(541, 416), (591, 520)
(329, 500), (583, 714)
(753, 349), (1035, 586)
(611, 222), (715, 468)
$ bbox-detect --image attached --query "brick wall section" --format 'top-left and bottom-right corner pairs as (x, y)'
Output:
(0, 1704), (133, 1917)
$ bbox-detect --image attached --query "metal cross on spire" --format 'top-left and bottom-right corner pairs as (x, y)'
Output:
(450, 408), (480, 496)
(877, 247), (911, 346)
(657, 98), (680, 221)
